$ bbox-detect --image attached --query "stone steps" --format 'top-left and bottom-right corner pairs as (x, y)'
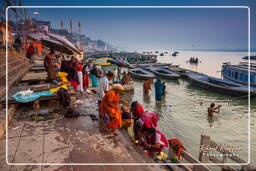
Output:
(0, 105), (18, 138)
(0, 62), (33, 100)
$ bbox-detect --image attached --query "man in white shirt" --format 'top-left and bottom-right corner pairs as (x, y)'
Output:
(97, 71), (114, 108)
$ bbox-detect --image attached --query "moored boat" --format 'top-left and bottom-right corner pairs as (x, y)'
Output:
(128, 68), (155, 80)
(107, 59), (133, 68)
(144, 66), (180, 80)
(159, 53), (164, 56)
(168, 66), (188, 78)
(222, 62), (256, 87)
(93, 57), (112, 66)
(188, 71), (256, 97)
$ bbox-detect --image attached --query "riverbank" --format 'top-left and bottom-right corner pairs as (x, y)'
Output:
(0, 91), (164, 171)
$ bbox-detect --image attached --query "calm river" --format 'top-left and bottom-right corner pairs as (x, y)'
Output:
(121, 51), (256, 165)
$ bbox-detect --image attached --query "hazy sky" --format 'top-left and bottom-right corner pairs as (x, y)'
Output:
(5, 0), (256, 51)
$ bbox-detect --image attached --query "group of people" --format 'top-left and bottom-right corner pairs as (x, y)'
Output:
(189, 57), (199, 63)
(25, 42), (43, 63)
(143, 78), (166, 101)
(97, 73), (170, 155)
(44, 49), (89, 93)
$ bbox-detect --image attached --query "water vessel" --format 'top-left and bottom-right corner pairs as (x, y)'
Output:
(242, 55), (256, 60)
(93, 57), (112, 66)
(168, 66), (188, 78)
(144, 66), (180, 80)
(128, 68), (155, 80)
(188, 71), (256, 97)
(172, 51), (179, 56)
(222, 62), (256, 87)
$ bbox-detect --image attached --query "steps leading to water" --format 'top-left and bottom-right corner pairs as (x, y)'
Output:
(0, 50), (33, 100)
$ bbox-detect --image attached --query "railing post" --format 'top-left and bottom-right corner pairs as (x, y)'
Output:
(168, 141), (175, 159)
(199, 134), (211, 163)
(222, 150), (229, 171)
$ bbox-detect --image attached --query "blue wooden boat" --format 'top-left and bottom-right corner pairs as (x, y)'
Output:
(128, 68), (155, 80)
(222, 62), (256, 87)
(144, 66), (180, 80)
(188, 71), (256, 97)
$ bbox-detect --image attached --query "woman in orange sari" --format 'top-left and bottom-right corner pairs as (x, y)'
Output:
(100, 84), (124, 136)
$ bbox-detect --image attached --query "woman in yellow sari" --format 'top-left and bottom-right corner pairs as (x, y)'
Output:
(100, 84), (124, 135)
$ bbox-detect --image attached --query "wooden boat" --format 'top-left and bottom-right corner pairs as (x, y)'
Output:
(107, 59), (133, 68)
(172, 51), (179, 56)
(128, 68), (155, 80)
(136, 63), (172, 68)
(189, 57), (199, 64)
(168, 66), (188, 78)
(188, 71), (256, 97)
(93, 57), (112, 66)
(144, 66), (180, 80)
(222, 62), (256, 87)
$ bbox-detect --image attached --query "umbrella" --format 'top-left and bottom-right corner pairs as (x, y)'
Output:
(41, 37), (74, 55)
(46, 33), (81, 54)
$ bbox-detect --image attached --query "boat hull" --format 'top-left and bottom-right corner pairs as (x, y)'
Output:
(188, 72), (256, 97)
(144, 66), (180, 80)
(128, 68), (155, 80)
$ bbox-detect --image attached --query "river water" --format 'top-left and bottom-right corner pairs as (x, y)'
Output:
(121, 51), (256, 165)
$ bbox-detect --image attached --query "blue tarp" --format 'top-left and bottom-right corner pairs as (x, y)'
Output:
(12, 91), (53, 103)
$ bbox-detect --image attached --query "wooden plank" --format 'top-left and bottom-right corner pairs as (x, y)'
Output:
(209, 156), (236, 171)
(183, 151), (212, 171)
(209, 141), (255, 170)
(199, 134), (211, 163)
(20, 72), (48, 82)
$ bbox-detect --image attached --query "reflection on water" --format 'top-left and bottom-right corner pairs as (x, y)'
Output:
(143, 94), (151, 104)
(207, 115), (219, 128)
(121, 51), (255, 164)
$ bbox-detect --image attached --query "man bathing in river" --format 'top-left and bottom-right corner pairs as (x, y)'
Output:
(208, 103), (222, 116)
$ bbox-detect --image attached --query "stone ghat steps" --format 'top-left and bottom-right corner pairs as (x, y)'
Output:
(0, 105), (17, 138)
(0, 62), (33, 100)
(0, 59), (30, 82)
(0, 104), (163, 171)
(0, 50), (33, 100)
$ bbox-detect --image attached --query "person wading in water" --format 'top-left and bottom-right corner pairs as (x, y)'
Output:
(208, 103), (222, 116)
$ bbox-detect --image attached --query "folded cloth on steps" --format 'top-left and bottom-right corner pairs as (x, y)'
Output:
(13, 89), (33, 97)
(49, 84), (68, 93)
(12, 91), (53, 103)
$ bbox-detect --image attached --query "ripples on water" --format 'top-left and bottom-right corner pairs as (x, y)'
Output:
(121, 51), (255, 164)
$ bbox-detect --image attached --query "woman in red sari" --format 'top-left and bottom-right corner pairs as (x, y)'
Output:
(100, 84), (124, 140)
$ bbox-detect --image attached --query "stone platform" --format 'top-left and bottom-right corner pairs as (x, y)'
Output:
(0, 92), (164, 171)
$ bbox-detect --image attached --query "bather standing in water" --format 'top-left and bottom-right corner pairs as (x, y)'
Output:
(143, 79), (153, 95)
(154, 78), (164, 101)
(208, 103), (222, 116)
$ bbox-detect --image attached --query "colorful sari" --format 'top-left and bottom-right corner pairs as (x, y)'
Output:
(100, 90), (122, 130)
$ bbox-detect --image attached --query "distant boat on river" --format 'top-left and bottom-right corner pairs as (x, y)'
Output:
(172, 51), (179, 56)
(188, 57), (199, 64)
(242, 55), (256, 60)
